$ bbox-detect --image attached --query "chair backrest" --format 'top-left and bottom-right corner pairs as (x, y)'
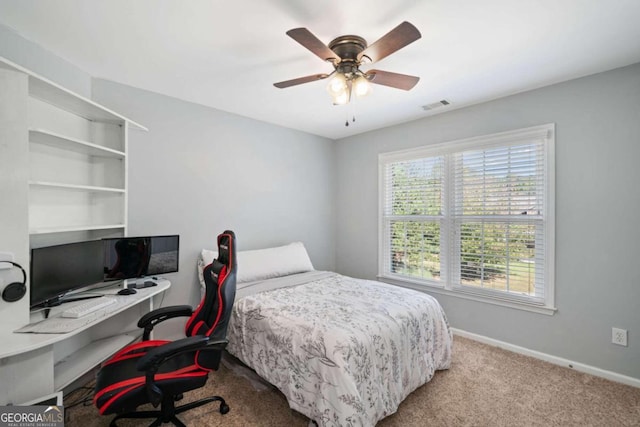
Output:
(184, 230), (236, 368)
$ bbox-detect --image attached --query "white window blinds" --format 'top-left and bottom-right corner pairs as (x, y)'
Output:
(382, 156), (444, 282)
(379, 124), (555, 311)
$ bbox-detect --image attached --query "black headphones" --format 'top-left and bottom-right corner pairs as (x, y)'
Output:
(2, 261), (27, 303)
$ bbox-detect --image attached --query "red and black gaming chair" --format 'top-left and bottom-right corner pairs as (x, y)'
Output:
(94, 230), (237, 427)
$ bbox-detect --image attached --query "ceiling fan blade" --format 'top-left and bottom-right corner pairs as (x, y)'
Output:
(274, 73), (330, 89)
(366, 70), (420, 90)
(286, 28), (340, 62)
(358, 21), (421, 63)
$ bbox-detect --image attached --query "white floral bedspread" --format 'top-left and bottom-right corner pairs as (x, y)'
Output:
(227, 272), (452, 426)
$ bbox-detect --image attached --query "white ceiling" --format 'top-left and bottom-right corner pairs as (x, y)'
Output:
(1, 0), (640, 139)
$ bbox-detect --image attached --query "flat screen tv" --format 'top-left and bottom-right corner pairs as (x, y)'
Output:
(30, 240), (105, 308)
(103, 235), (179, 281)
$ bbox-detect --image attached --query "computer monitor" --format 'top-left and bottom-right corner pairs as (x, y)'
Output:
(103, 235), (179, 281)
(30, 240), (105, 308)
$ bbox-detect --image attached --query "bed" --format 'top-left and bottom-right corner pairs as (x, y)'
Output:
(198, 242), (452, 426)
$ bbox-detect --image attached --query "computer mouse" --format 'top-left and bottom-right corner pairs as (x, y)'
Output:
(117, 288), (137, 295)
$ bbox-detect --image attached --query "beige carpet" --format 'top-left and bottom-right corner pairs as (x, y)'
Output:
(64, 336), (640, 426)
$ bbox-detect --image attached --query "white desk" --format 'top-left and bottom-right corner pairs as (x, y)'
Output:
(0, 279), (169, 405)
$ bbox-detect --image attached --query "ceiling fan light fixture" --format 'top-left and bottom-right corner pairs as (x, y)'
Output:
(353, 74), (371, 97)
(331, 86), (350, 105)
(327, 73), (348, 96)
(332, 93), (349, 105)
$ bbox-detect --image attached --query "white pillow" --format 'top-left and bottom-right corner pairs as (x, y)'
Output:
(198, 242), (314, 287)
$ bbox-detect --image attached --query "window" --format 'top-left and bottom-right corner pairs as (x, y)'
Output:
(379, 124), (555, 313)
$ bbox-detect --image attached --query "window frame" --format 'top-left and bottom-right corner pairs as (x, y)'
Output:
(378, 124), (556, 315)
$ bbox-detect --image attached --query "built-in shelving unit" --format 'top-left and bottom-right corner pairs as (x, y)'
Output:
(0, 56), (154, 405)
(27, 102), (129, 241)
(1, 56), (147, 246)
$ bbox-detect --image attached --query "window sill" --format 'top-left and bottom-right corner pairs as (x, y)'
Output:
(377, 275), (557, 316)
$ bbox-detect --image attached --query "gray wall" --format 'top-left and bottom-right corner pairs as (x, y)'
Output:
(92, 80), (336, 325)
(0, 22), (91, 97)
(334, 63), (640, 379)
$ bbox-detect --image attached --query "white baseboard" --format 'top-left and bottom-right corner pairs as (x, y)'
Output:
(451, 328), (640, 389)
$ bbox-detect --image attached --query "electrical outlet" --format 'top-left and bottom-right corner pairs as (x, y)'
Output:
(0, 251), (14, 269)
(612, 327), (628, 346)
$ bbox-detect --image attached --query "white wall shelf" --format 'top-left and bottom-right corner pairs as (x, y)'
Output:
(29, 129), (126, 158)
(29, 224), (126, 235)
(29, 185), (125, 236)
(29, 181), (126, 193)
(0, 58), (147, 131)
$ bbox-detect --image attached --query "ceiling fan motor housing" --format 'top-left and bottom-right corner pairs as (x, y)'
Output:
(329, 35), (367, 63)
(329, 35), (369, 78)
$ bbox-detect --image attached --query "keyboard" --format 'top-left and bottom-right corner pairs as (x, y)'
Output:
(16, 297), (131, 334)
(61, 297), (117, 318)
(18, 316), (99, 334)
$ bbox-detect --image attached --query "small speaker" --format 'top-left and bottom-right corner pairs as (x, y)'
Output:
(2, 261), (27, 303)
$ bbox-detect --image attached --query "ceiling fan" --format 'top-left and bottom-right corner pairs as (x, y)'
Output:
(274, 22), (422, 106)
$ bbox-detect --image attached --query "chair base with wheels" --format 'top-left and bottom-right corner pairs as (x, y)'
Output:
(108, 393), (229, 427)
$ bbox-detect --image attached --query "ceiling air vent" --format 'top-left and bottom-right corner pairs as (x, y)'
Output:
(422, 100), (450, 111)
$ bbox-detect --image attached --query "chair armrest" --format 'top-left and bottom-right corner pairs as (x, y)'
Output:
(136, 335), (210, 372)
(136, 337), (229, 372)
(138, 305), (193, 340)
